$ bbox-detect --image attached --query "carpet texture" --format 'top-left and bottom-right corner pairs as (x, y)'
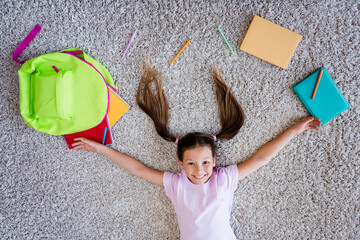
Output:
(1, 0), (359, 239)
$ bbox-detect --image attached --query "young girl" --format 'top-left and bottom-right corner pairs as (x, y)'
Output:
(73, 61), (321, 239)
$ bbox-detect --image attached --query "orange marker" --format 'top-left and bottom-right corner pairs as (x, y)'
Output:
(311, 68), (323, 99)
(169, 39), (191, 66)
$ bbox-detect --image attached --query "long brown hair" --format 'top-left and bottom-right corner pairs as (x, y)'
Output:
(136, 60), (245, 160)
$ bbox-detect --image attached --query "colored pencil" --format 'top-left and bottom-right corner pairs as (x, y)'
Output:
(122, 29), (137, 59)
(311, 68), (323, 99)
(218, 27), (234, 54)
(102, 127), (107, 145)
(169, 39), (191, 66)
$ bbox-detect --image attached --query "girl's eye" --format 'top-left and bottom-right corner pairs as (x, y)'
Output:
(188, 162), (194, 166)
(203, 161), (209, 165)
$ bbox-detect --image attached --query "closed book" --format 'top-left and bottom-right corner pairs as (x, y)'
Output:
(293, 67), (350, 125)
(64, 116), (112, 149)
(108, 87), (130, 127)
(240, 15), (302, 69)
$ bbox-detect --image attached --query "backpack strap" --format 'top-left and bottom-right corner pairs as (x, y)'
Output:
(13, 24), (42, 64)
(62, 50), (84, 55)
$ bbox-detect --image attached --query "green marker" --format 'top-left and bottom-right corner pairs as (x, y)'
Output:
(218, 26), (235, 54)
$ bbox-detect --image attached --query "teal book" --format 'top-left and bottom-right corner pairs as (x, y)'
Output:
(293, 67), (350, 125)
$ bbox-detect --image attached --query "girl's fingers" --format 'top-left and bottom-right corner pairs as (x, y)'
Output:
(309, 120), (321, 129)
(74, 137), (85, 142)
(303, 116), (314, 121)
(72, 142), (82, 147)
(311, 119), (322, 126)
(304, 117), (321, 127)
(304, 117), (320, 122)
(300, 117), (314, 127)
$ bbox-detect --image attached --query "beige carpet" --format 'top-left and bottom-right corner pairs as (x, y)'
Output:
(1, 0), (359, 239)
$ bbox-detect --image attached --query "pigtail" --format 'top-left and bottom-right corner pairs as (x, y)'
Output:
(213, 69), (245, 140)
(136, 59), (177, 142)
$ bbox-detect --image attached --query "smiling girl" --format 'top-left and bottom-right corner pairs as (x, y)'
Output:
(73, 61), (321, 239)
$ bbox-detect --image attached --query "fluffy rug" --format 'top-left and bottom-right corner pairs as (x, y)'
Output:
(1, 0), (359, 239)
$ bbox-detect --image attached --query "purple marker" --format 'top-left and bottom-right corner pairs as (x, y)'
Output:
(122, 29), (137, 59)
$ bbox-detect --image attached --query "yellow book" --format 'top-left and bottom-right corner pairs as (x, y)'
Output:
(239, 15), (302, 69)
(107, 87), (130, 127)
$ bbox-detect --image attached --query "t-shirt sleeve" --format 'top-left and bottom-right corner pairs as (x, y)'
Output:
(163, 171), (177, 201)
(219, 164), (239, 193)
(227, 164), (239, 192)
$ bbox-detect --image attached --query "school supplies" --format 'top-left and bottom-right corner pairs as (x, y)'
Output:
(64, 87), (130, 149)
(14, 25), (118, 136)
(122, 29), (137, 59)
(293, 67), (350, 125)
(107, 87), (130, 127)
(218, 27), (234, 54)
(64, 116), (112, 149)
(311, 68), (323, 99)
(169, 39), (191, 66)
(239, 15), (302, 69)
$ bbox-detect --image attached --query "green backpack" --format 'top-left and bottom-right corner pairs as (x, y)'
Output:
(13, 25), (117, 135)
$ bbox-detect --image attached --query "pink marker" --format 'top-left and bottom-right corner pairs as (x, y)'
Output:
(122, 29), (137, 58)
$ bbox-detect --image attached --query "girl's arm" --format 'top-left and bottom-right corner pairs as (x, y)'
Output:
(237, 117), (321, 181)
(72, 138), (164, 186)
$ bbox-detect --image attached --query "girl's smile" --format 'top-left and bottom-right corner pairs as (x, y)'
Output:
(193, 174), (206, 179)
(178, 146), (216, 185)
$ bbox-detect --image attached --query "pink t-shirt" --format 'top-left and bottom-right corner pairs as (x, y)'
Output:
(163, 165), (238, 240)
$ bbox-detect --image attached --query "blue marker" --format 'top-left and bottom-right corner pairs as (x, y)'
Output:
(102, 127), (107, 145)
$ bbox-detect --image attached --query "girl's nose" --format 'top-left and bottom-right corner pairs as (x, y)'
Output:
(195, 165), (203, 172)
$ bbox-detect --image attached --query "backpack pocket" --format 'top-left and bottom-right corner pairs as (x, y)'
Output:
(55, 70), (73, 119)
(31, 69), (73, 119)
(32, 69), (57, 118)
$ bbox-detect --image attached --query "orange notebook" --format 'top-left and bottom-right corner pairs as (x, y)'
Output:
(64, 116), (112, 149)
(239, 15), (302, 69)
(107, 87), (130, 127)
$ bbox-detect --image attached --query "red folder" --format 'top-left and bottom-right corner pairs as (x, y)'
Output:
(64, 116), (112, 149)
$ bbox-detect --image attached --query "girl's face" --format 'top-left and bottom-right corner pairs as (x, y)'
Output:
(178, 146), (215, 185)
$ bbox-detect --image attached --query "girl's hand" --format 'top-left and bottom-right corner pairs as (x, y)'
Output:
(72, 138), (104, 153)
(290, 117), (321, 135)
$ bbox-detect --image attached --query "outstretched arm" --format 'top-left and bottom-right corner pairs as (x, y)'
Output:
(237, 117), (321, 181)
(72, 138), (164, 186)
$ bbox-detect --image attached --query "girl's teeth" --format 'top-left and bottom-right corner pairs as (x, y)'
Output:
(194, 175), (205, 179)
